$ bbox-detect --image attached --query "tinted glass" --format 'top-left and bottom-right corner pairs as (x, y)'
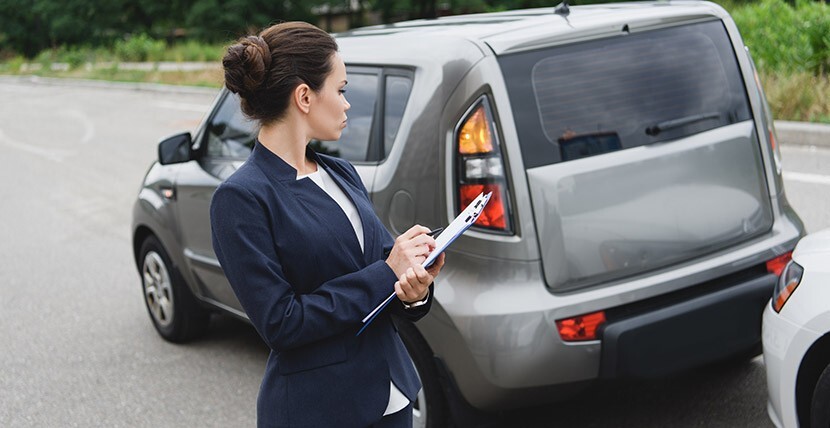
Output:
(204, 93), (258, 159)
(499, 21), (752, 168)
(312, 73), (378, 161)
(384, 75), (413, 158)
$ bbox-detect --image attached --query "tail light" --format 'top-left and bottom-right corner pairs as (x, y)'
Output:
(766, 251), (792, 277)
(455, 97), (512, 232)
(772, 260), (803, 313)
(556, 311), (606, 342)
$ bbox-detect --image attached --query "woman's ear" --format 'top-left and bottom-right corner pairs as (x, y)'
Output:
(293, 83), (312, 114)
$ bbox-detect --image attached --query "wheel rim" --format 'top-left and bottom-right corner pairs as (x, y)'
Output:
(412, 365), (427, 428)
(142, 251), (174, 328)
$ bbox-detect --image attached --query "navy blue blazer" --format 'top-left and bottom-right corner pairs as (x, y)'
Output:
(210, 142), (432, 427)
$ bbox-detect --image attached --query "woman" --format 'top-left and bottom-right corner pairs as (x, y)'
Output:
(210, 22), (445, 428)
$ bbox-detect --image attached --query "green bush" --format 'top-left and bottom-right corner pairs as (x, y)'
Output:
(57, 46), (88, 70)
(114, 34), (167, 62)
(167, 40), (225, 62)
(799, 0), (830, 74)
(732, 0), (830, 75)
(34, 49), (53, 71)
(0, 55), (25, 73)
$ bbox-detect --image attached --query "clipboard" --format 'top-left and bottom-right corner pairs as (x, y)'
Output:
(357, 192), (492, 336)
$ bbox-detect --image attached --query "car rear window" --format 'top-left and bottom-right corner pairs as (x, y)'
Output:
(498, 20), (752, 169)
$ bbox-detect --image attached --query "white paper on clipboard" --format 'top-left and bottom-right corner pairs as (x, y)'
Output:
(358, 192), (492, 333)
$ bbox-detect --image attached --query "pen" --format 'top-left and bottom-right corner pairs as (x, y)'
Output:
(426, 227), (443, 237)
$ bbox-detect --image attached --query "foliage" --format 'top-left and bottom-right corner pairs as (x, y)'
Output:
(800, 0), (830, 74)
(167, 40), (225, 62)
(761, 71), (830, 123)
(731, 0), (830, 75)
(0, 0), (322, 58)
(60, 47), (89, 70)
(1, 0), (828, 123)
(0, 55), (24, 73)
(114, 34), (167, 62)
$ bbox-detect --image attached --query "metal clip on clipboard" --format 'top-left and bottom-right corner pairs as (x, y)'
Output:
(357, 192), (492, 336)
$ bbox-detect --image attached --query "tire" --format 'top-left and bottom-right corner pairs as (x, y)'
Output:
(811, 362), (830, 428)
(139, 236), (209, 343)
(396, 319), (450, 428)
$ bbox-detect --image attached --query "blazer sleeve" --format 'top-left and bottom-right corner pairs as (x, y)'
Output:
(210, 181), (399, 352)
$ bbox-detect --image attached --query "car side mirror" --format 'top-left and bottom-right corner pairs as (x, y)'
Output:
(158, 132), (193, 165)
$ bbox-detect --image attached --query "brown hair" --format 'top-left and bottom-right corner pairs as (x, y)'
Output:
(222, 22), (339, 125)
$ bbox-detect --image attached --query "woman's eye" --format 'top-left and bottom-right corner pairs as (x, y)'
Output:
(339, 89), (347, 94)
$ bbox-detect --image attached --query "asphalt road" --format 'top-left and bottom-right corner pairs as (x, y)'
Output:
(1, 78), (828, 427)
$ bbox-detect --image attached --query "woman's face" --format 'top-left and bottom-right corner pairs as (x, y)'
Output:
(308, 53), (351, 142)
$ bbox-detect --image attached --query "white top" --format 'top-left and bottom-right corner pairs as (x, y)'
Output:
(298, 166), (409, 416)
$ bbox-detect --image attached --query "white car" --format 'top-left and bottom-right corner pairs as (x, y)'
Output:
(764, 228), (830, 428)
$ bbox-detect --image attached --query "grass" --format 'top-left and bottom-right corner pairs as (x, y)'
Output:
(0, 34), (227, 88)
(0, 63), (224, 88)
(85, 68), (224, 88)
(1, 38), (226, 67)
(761, 71), (830, 123)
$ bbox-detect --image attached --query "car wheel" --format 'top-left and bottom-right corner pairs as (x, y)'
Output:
(811, 362), (830, 427)
(139, 236), (209, 343)
(396, 319), (449, 428)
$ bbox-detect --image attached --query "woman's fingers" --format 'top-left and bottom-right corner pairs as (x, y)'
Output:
(401, 234), (435, 264)
(426, 253), (445, 277)
(387, 224), (439, 279)
(413, 265), (430, 283)
(400, 224), (431, 241)
(395, 266), (433, 302)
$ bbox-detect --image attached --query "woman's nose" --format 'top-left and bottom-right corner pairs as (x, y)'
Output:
(344, 98), (351, 111)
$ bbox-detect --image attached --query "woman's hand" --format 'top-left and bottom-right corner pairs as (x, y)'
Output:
(426, 252), (445, 279)
(385, 225), (436, 278)
(394, 252), (445, 303)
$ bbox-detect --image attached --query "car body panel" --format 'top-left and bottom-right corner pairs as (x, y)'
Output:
(483, 4), (727, 55)
(763, 228), (830, 428)
(527, 121), (772, 292)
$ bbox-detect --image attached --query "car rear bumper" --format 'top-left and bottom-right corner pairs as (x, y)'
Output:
(421, 256), (789, 411)
(599, 273), (775, 378)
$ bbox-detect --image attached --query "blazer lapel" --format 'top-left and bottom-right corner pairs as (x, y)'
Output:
(314, 154), (380, 265)
(287, 178), (366, 268)
(249, 142), (365, 270)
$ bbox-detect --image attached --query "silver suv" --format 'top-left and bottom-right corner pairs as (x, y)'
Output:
(132, 2), (804, 426)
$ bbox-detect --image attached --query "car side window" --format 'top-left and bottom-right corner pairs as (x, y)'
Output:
(384, 75), (413, 158)
(201, 68), (411, 164)
(204, 93), (257, 159)
(310, 72), (378, 162)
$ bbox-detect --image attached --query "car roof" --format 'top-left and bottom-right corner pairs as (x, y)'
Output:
(337, 1), (730, 56)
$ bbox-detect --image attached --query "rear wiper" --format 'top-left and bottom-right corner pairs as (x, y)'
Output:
(646, 112), (720, 136)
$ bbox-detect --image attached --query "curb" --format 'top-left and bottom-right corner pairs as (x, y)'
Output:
(776, 121), (830, 148)
(0, 75), (219, 96)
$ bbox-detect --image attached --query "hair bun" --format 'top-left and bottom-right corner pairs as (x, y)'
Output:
(222, 35), (272, 96)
